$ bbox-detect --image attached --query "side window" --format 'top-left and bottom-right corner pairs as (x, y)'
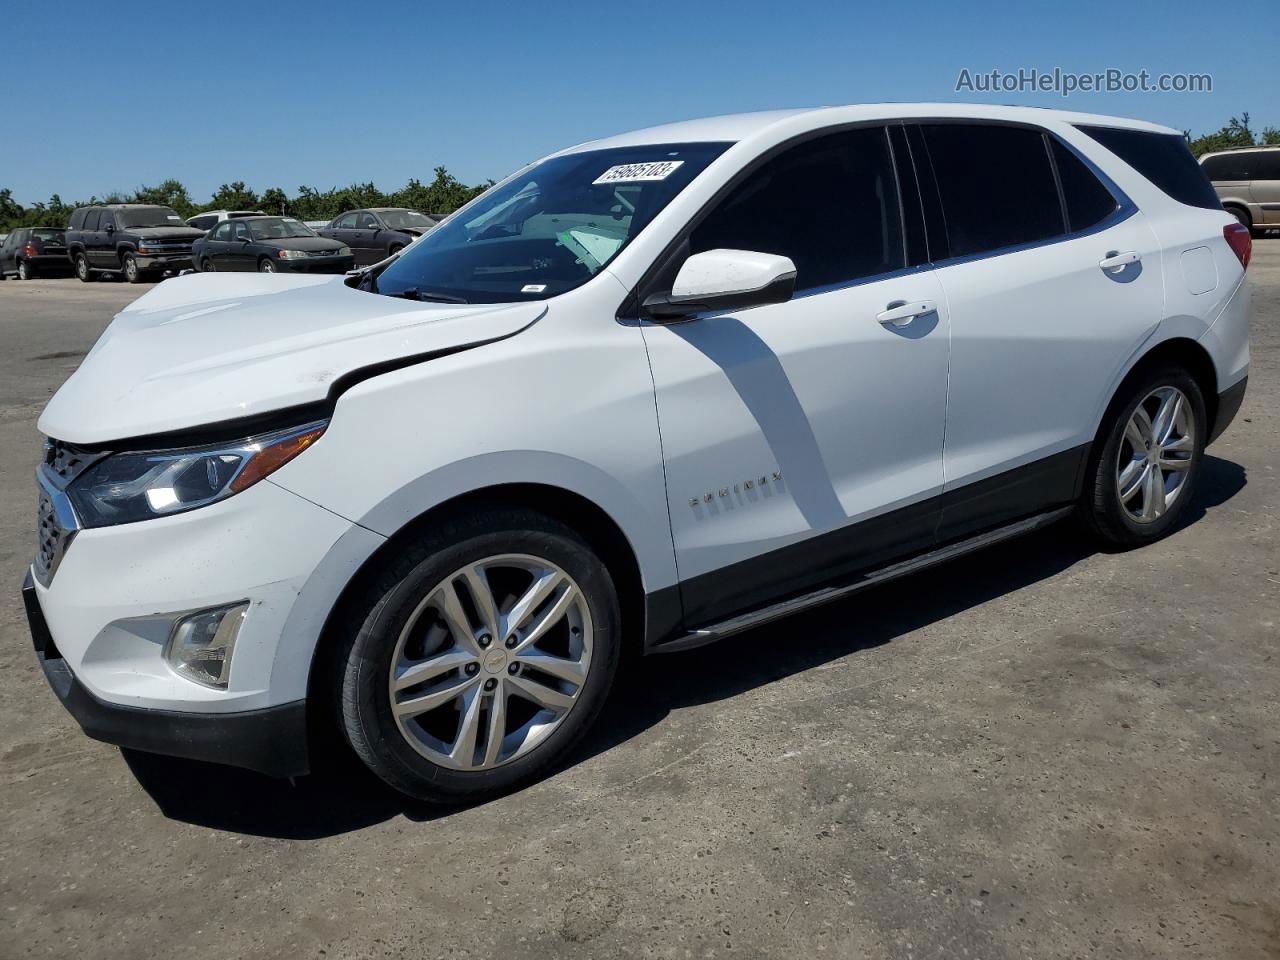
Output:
(689, 126), (905, 293)
(232, 222), (250, 242)
(335, 212), (358, 229)
(99, 211), (115, 231)
(920, 123), (1065, 258)
(190, 215), (212, 231)
(357, 212), (379, 229)
(1201, 153), (1253, 181)
(69, 209), (86, 230)
(213, 222), (233, 241)
(1254, 151), (1280, 181)
(1077, 125), (1221, 211)
(83, 209), (101, 231)
(1049, 138), (1119, 232)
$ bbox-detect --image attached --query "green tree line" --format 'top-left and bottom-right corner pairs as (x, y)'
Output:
(1186, 112), (1280, 156)
(0, 165), (493, 232)
(3, 114), (1278, 233)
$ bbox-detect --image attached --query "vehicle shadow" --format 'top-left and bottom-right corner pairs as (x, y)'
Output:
(124, 454), (1246, 839)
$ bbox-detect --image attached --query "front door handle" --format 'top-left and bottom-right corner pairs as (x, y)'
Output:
(1099, 250), (1140, 273)
(876, 299), (937, 327)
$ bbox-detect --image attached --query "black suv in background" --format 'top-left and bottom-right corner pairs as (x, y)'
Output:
(317, 207), (438, 265)
(65, 204), (206, 283)
(0, 227), (71, 280)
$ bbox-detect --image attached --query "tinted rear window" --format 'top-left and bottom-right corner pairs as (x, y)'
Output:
(1050, 139), (1119, 232)
(69, 209), (86, 229)
(1201, 152), (1253, 181)
(1078, 125), (1221, 210)
(920, 123), (1065, 258)
(31, 229), (64, 242)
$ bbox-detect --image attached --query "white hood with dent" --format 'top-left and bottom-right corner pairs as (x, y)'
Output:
(39, 273), (545, 444)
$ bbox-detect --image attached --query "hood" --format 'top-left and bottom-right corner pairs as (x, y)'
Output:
(39, 272), (545, 444)
(129, 225), (207, 241)
(256, 236), (347, 252)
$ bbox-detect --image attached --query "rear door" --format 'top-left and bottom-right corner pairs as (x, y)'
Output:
(206, 221), (234, 269)
(642, 125), (951, 625)
(228, 221), (255, 270)
(352, 211), (381, 264)
(0, 231), (18, 273)
(85, 210), (111, 267)
(914, 122), (1164, 539)
(1251, 150), (1280, 225)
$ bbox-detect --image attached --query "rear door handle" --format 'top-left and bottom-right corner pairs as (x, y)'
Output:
(1099, 250), (1140, 272)
(876, 299), (937, 327)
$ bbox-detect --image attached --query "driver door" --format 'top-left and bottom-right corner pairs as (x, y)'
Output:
(641, 125), (951, 626)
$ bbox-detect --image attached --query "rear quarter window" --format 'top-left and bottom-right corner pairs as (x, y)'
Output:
(1049, 138), (1120, 232)
(69, 209), (86, 230)
(1078, 125), (1221, 210)
(1201, 153), (1254, 181)
(1254, 151), (1280, 181)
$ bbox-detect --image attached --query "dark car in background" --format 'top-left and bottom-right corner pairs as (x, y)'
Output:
(65, 204), (206, 283)
(192, 215), (354, 273)
(0, 227), (71, 280)
(318, 207), (437, 265)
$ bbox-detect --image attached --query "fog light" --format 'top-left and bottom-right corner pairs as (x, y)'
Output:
(164, 602), (248, 689)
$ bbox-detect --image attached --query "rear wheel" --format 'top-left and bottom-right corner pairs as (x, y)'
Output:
(335, 508), (621, 803)
(1080, 366), (1206, 547)
(17, 259), (33, 280)
(74, 253), (94, 282)
(258, 257), (276, 273)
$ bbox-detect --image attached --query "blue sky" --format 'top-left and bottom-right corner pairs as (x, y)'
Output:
(8, 0), (1276, 205)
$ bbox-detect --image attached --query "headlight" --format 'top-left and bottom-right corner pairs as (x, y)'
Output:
(337, 246), (352, 257)
(66, 420), (326, 528)
(277, 249), (308, 259)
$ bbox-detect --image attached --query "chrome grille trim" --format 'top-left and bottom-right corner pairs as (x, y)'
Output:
(34, 439), (99, 587)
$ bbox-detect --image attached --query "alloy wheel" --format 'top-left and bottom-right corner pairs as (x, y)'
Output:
(388, 554), (593, 771)
(1116, 385), (1195, 523)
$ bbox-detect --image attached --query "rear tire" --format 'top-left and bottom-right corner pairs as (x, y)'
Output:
(334, 508), (621, 803)
(74, 253), (94, 282)
(1079, 366), (1206, 547)
(17, 259), (33, 280)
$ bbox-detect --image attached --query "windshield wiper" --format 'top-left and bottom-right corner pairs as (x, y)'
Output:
(391, 288), (469, 304)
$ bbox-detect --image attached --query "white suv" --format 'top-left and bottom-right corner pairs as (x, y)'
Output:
(25, 104), (1251, 802)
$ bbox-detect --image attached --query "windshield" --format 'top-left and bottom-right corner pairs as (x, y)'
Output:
(372, 142), (730, 303)
(380, 209), (436, 229)
(247, 217), (317, 240)
(116, 206), (185, 228)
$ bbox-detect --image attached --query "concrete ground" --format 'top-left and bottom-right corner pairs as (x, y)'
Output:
(0, 247), (1276, 960)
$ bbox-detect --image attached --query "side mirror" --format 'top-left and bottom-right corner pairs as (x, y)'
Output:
(642, 249), (796, 321)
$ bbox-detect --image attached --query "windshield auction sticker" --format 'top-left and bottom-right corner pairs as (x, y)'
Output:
(593, 160), (684, 184)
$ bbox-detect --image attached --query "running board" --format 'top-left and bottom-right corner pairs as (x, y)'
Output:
(658, 506), (1075, 652)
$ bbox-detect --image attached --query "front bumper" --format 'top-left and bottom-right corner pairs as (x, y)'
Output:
(24, 571), (309, 776)
(277, 255), (355, 274)
(135, 253), (193, 271)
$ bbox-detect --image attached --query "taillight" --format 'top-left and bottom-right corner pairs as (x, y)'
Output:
(1224, 223), (1252, 270)
(22, 244), (37, 257)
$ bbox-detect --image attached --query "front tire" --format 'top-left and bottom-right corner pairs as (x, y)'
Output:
(201, 257), (215, 273)
(74, 253), (94, 282)
(258, 257), (276, 273)
(335, 508), (621, 803)
(1080, 366), (1206, 547)
(123, 253), (144, 283)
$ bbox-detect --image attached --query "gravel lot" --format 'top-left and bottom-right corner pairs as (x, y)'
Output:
(1, 248), (1276, 960)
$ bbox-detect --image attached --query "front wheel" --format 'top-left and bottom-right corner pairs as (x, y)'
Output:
(335, 508), (621, 803)
(201, 257), (215, 273)
(258, 257), (276, 273)
(1080, 367), (1206, 547)
(123, 252), (144, 283)
(74, 253), (94, 282)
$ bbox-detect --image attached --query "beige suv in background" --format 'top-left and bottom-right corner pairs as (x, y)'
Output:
(1201, 145), (1280, 236)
